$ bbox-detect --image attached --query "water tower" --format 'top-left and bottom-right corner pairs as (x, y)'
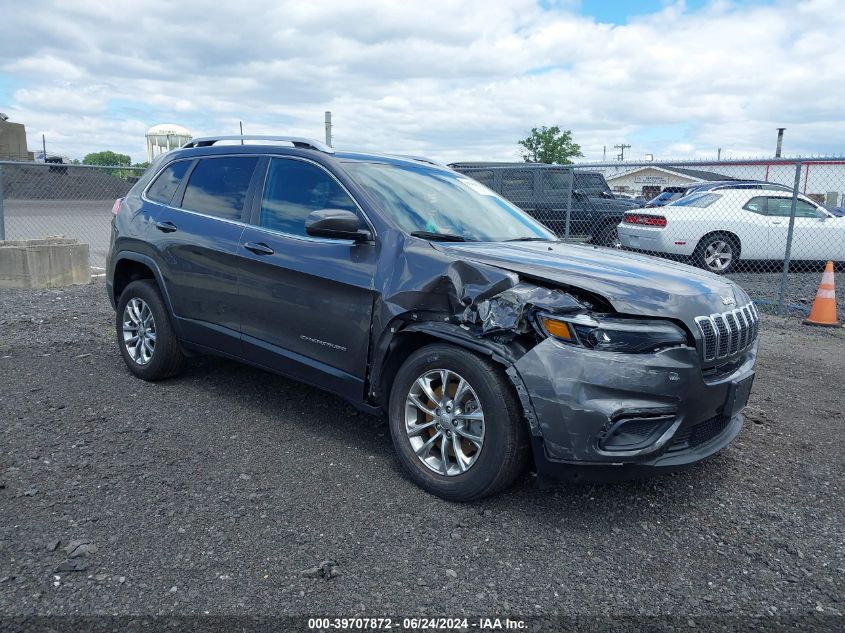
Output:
(145, 124), (192, 162)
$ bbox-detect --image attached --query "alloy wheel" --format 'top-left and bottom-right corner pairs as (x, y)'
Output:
(122, 297), (156, 365)
(404, 368), (485, 476)
(704, 240), (734, 272)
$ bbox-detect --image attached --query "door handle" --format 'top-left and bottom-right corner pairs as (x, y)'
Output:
(155, 221), (178, 233)
(244, 241), (274, 255)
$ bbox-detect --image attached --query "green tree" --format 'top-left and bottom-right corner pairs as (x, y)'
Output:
(518, 126), (583, 164)
(82, 150), (131, 167)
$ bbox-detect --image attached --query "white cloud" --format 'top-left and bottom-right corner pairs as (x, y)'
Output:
(0, 0), (843, 163)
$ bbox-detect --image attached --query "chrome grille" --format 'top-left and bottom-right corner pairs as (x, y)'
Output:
(694, 303), (759, 362)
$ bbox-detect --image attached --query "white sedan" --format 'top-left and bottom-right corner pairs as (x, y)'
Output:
(616, 189), (845, 273)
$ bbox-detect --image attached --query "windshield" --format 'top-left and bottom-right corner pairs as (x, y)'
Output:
(668, 192), (721, 208)
(344, 162), (556, 242)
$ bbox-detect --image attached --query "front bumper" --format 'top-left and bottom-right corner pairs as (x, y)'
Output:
(514, 336), (756, 479)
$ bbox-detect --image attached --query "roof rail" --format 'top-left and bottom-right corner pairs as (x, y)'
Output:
(392, 154), (445, 167)
(182, 135), (334, 154)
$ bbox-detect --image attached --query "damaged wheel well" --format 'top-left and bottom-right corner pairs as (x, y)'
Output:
(372, 323), (541, 449)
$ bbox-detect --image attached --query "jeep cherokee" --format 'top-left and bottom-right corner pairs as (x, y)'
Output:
(106, 135), (758, 501)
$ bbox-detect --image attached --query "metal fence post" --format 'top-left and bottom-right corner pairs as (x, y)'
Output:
(776, 161), (803, 315)
(564, 166), (572, 238)
(0, 165), (5, 241)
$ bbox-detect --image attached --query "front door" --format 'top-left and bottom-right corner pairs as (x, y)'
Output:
(237, 157), (377, 401)
(764, 196), (845, 262)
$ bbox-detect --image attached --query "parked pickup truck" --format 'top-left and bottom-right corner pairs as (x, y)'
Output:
(449, 162), (641, 245)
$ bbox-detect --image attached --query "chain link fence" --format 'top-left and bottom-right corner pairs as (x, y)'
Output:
(2, 157), (844, 318)
(0, 161), (146, 270)
(451, 158), (845, 316)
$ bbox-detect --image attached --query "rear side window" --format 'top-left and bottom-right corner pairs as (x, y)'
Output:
(146, 161), (191, 205)
(540, 170), (571, 191)
(181, 157), (258, 220)
(744, 196), (767, 214)
(258, 158), (358, 236)
(502, 170), (533, 197)
(670, 193), (721, 208)
(467, 170), (495, 188)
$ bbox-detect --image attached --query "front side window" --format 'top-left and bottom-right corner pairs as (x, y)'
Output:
(766, 197), (824, 218)
(344, 162), (556, 242)
(258, 158), (358, 236)
(181, 157), (258, 220)
(147, 160), (191, 205)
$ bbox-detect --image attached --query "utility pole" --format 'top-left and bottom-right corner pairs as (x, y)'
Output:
(239, 121), (244, 145)
(775, 127), (786, 157)
(614, 143), (631, 161)
(42, 134), (47, 161)
(717, 147), (722, 160)
(325, 111), (332, 147)
(602, 145), (606, 161)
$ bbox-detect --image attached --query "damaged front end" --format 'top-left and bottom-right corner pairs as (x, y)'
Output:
(369, 238), (755, 481)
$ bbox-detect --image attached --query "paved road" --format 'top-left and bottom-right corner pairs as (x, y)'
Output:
(0, 280), (842, 624)
(2, 200), (113, 268)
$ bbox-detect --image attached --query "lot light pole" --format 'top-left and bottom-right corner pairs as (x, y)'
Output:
(325, 111), (332, 147)
(775, 128), (786, 157)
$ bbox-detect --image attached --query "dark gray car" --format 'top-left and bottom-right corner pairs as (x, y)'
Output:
(106, 136), (758, 501)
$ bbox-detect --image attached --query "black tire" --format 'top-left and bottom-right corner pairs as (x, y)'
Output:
(388, 343), (528, 501)
(594, 223), (621, 248)
(693, 232), (740, 274)
(116, 279), (186, 380)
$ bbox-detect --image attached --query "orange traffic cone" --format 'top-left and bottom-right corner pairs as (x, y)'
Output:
(803, 261), (840, 327)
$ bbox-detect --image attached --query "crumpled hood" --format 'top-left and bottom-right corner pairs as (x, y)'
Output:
(439, 241), (749, 325)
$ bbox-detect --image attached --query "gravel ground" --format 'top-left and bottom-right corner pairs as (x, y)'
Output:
(0, 280), (843, 623)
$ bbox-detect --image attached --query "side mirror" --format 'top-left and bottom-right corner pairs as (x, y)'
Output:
(305, 209), (371, 242)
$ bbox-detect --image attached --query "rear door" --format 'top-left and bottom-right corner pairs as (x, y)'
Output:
(151, 155), (260, 354)
(236, 156), (377, 400)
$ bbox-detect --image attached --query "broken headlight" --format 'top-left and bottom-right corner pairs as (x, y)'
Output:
(538, 314), (690, 353)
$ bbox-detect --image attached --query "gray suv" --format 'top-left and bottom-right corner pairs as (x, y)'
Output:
(107, 136), (758, 500)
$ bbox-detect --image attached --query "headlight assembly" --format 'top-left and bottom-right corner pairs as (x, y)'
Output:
(538, 313), (690, 353)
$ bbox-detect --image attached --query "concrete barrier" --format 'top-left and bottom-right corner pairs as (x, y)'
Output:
(0, 237), (91, 288)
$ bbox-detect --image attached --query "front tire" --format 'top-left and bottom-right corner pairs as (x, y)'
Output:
(116, 279), (186, 380)
(694, 232), (740, 274)
(388, 344), (528, 501)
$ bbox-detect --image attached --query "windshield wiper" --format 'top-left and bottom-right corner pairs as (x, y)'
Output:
(410, 231), (471, 242)
(502, 237), (556, 242)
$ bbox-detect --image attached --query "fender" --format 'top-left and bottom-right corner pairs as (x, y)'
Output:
(369, 318), (542, 437)
(110, 251), (177, 323)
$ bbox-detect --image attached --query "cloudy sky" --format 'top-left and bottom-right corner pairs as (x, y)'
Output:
(1, 0), (842, 164)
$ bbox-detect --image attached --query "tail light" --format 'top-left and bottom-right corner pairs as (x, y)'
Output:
(111, 198), (124, 216)
(624, 213), (667, 228)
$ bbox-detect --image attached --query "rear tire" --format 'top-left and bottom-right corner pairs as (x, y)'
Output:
(388, 343), (528, 501)
(116, 279), (186, 381)
(693, 232), (740, 274)
(594, 223), (621, 248)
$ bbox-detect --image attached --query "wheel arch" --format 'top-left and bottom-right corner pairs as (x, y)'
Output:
(697, 229), (742, 255)
(370, 319), (542, 439)
(112, 252), (176, 318)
